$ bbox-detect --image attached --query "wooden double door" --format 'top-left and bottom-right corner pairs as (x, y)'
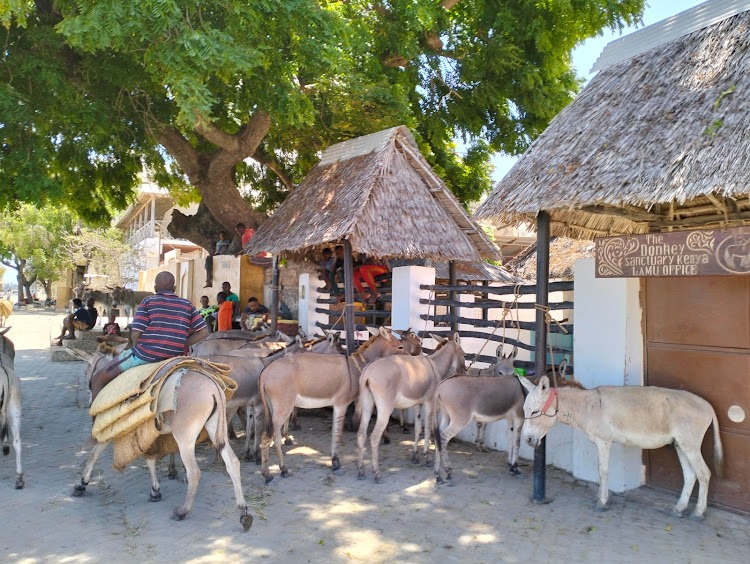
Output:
(645, 275), (750, 514)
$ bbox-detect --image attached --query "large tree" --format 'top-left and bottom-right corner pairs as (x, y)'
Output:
(1, 1), (644, 250)
(0, 204), (76, 301)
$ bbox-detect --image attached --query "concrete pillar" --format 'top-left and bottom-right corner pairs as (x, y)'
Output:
(572, 258), (644, 492)
(391, 265), (435, 335)
(298, 273), (328, 338)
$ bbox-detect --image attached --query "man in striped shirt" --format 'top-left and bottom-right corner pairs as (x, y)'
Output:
(90, 272), (208, 400)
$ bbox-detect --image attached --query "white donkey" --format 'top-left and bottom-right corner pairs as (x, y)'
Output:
(519, 376), (723, 520)
(0, 327), (23, 489)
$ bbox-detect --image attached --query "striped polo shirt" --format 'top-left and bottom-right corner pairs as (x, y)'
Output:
(131, 290), (207, 362)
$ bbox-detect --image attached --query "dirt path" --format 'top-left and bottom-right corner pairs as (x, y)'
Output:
(1, 310), (749, 563)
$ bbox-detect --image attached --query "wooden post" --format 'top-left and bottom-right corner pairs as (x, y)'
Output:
(481, 280), (489, 321)
(449, 260), (457, 333)
(343, 239), (356, 354)
(270, 254), (280, 333)
(533, 210), (550, 503)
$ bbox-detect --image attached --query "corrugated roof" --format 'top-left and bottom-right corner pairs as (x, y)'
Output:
(318, 126), (417, 166)
(592, 0), (750, 72)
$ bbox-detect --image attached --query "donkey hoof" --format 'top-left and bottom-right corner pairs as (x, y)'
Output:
(383, 436), (391, 445)
(73, 484), (86, 497)
(280, 469), (289, 478)
(149, 489), (162, 502)
(331, 457), (341, 472)
(15, 476), (24, 489)
(669, 509), (684, 519)
(2, 446), (9, 455)
(171, 508), (188, 521)
(594, 504), (610, 513)
(402, 427), (409, 434)
(435, 477), (444, 486)
(264, 477), (276, 486)
(244, 452), (253, 462)
(240, 513), (254, 531)
(411, 454), (420, 465)
(374, 475), (382, 484)
(688, 513), (705, 523)
(168, 470), (178, 480)
(283, 438), (294, 446)
(357, 470), (366, 480)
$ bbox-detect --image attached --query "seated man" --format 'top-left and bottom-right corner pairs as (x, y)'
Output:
(86, 298), (99, 329)
(316, 248), (335, 291)
(204, 231), (232, 288)
(53, 298), (92, 344)
(197, 295), (219, 333)
(352, 259), (390, 304)
(241, 297), (269, 331)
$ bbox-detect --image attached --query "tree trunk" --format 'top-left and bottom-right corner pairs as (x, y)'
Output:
(15, 259), (26, 303)
(22, 271), (37, 303)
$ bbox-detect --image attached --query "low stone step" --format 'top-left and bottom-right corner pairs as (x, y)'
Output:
(77, 329), (132, 341)
(50, 348), (82, 362)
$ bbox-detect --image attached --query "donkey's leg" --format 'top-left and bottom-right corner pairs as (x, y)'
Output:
(331, 403), (347, 473)
(204, 405), (252, 530)
(8, 395), (23, 489)
(167, 454), (178, 480)
(357, 391), (376, 480)
(251, 404), (262, 465)
(421, 403), (432, 466)
(400, 409), (409, 433)
(669, 444), (696, 518)
(260, 429), (274, 484)
(282, 417), (294, 446)
(291, 407), (300, 430)
(171, 436), (201, 520)
(411, 404), (423, 464)
(594, 439), (612, 510)
(507, 414), (523, 476)
(435, 420), (463, 485)
(145, 456), (162, 501)
(370, 405), (392, 483)
(243, 404), (255, 462)
(680, 441), (711, 521)
(226, 406), (240, 440)
(476, 422), (488, 452)
(74, 441), (109, 496)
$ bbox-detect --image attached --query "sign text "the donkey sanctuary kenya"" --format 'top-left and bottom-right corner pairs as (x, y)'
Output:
(595, 226), (750, 278)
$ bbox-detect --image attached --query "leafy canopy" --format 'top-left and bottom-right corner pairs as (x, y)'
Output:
(1, 1), (645, 220)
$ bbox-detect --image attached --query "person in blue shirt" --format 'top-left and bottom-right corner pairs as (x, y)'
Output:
(204, 230), (232, 288)
(53, 298), (92, 345)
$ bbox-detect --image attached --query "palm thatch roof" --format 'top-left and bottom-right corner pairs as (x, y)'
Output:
(474, 11), (750, 240)
(506, 238), (595, 280)
(244, 126), (500, 262)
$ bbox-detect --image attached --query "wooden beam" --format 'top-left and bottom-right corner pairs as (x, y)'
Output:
(580, 204), (660, 222)
(649, 211), (750, 230)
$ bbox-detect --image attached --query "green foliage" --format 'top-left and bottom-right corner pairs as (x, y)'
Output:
(1, 0), (645, 221)
(63, 226), (131, 285)
(0, 204), (77, 283)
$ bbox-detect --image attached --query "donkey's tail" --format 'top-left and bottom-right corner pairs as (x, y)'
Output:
(259, 369), (273, 440)
(0, 377), (8, 451)
(209, 376), (228, 455)
(711, 407), (724, 478)
(353, 370), (371, 430)
(431, 391), (442, 452)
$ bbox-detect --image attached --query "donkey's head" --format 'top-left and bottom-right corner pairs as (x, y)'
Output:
(394, 328), (422, 356)
(0, 326), (15, 360)
(429, 332), (466, 374)
(495, 345), (518, 377)
(66, 337), (129, 389)
(359, 326), (407, 362)
(518, 375), (557, 448)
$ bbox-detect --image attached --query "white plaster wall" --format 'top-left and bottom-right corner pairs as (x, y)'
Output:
(298, 273), (329, 338)
(572, 258), (644, 491)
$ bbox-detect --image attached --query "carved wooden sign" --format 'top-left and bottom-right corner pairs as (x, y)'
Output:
(595, 226), (750, 277)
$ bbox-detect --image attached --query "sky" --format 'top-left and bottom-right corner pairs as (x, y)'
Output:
(3, 1), (708, 287)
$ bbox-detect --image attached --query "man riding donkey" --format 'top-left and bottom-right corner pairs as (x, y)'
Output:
(91, 272), (208, 400)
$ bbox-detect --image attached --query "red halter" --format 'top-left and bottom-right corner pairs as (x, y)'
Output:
(541, 388), (557, 415)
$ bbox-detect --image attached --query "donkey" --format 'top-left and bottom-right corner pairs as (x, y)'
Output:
(259, 326), (407, 484)
(67, 343), (252, 529)
(0, 327), (23, 489)
(356, 333), (465, 482)
(109, 286), (153, 325)
(519, 376), (724, 520)
(466, 345), (518, 451)
(190, 330), (291, 357)
(207, 333), (343, 464)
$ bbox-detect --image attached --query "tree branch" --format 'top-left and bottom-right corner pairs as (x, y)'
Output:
(439, 0), (463, 9)
(252, 149), (294, 191)
(158, 127), (204, 183)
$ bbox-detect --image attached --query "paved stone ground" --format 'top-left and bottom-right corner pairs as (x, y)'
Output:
(1, 310), (749, 563)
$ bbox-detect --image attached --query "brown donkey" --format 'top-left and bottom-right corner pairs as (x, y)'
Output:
(68, 343), (252, 530)
(259, 326), (407, 484)
(356, 333), (465, 482)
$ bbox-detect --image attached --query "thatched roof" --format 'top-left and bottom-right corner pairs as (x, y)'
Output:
(389, 258), (518, 282)
(506, 238), (595, 280)
(474, 11), (750, 240)
(244, 126), (500, 261)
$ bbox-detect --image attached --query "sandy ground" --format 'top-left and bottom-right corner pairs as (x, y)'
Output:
(1, 309), (749, 563)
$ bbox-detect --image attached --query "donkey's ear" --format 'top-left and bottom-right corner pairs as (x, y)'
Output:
(429, 333), (444, 344)
(367, 326), (378, 336)
(113, 342), (129, 355)
(378, 325), (390, 339)
(298, 329), (308, 341)
(327, 332), (336, 345)
(295, 334), (304, 347)
(453, 332), (460, 345)
(539, 375), (551, 391)
(518, 375), (535, 393)
(408, 331), (417, 340)
(0, 326), (11, 336)
(65, 348), (96, 364)
(496, 344), (503, 358)
(558, 358), (568, 376)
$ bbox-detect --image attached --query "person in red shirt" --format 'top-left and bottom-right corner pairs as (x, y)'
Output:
(216, 291), (234, 331)
(234, 223), (254, 257)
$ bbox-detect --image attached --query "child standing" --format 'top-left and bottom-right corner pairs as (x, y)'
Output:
(216, 291), (233, 332)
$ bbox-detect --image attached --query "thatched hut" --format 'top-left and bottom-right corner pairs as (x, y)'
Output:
(244, 126), (500, 262)
(474, 9), (750, 238)
(474, 4), (750, 514)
